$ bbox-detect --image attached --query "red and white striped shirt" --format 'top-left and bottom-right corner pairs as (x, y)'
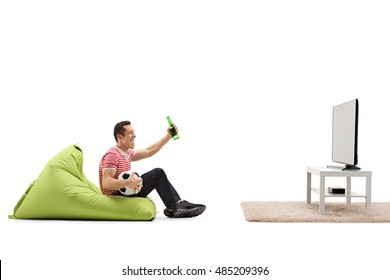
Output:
(99, 146), (135, 195)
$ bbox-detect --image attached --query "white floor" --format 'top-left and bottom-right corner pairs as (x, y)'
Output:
(2, 201), (390, 280)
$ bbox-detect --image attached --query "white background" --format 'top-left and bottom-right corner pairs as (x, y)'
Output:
(1, 1), (390, 279)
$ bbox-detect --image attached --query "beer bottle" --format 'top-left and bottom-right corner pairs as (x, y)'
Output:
(167, 116), (180, 140)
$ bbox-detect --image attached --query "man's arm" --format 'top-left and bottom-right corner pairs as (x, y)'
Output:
(101, 169), (142, 191)
(132, 127), (174, 161)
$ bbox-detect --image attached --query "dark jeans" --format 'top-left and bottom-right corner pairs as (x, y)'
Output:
(117, 168), (181, 210)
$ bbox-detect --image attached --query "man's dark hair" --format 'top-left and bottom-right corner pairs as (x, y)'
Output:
(114, 120), (131, 142)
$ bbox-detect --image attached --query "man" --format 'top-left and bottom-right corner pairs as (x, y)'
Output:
(99, 120), (206, 218)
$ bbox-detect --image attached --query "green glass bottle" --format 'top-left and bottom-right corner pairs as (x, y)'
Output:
(167, 116), (180, 140)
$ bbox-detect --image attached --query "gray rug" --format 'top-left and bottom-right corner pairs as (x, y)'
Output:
(241, 201), (390, 223)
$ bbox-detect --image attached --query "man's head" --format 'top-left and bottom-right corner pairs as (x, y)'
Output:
(114, 120), (136, 149)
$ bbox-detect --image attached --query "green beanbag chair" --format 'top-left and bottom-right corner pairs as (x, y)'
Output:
(9, 144), (156, 221)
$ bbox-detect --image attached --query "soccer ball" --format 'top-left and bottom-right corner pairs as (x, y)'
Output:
(118, 170), (142, 196)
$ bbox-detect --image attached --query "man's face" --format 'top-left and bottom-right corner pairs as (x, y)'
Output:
(121, 124), (136, 149)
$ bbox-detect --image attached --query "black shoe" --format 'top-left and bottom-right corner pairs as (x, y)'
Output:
(164, 200), (206, 218)
(177, 200), (205, 209)
(163, 208), (174, 217)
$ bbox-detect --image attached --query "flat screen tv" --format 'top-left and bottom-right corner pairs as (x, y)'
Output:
(331, 99), (360, 171)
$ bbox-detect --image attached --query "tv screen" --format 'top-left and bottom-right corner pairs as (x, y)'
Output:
(331, 99), (360, 170)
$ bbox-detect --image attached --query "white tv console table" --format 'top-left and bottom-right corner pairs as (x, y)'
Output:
(306, 166), (372, 214)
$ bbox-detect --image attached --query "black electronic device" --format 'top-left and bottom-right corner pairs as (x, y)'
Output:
(328, 187), (346, 194)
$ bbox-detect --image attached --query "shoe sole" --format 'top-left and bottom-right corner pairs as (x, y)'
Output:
(172, 206), (206, 218)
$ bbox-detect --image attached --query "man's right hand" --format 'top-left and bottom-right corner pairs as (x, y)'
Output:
(126, 173), (143, 190)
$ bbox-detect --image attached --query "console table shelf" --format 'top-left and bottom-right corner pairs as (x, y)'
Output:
(311, 188), (366, 198)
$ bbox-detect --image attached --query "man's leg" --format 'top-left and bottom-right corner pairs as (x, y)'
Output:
(135, 168), (206, 218)
(136, 168), (181, 210)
